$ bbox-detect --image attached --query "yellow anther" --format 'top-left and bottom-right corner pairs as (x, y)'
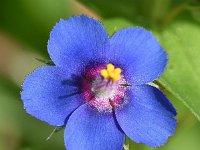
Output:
(100, 63), (122, 82)
(114, 68), (122, 74)
(112, 74), (121, 82)
(100, 69), (109, 79)
(107, 64), (115, 72)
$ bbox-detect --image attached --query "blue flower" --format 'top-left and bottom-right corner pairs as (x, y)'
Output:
(21, 15), (177, 150)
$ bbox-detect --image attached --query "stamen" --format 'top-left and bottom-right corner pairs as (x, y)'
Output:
(119, 83), (132, 87)
(100, 63), (122, 82)
(100, 70), (109, 79)
(107, 64), (115, 72)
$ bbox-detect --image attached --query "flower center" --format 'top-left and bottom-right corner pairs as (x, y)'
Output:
(91, 77), (117, 100)
(82, 63), (128, 112)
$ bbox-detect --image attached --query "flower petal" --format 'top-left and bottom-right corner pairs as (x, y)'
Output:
(65, 104), (125, 150)
(21, 66), (84, 126)
(110, 28), (167, 85)
(48, 15), (109, 68)
(115, 85), (177, 147)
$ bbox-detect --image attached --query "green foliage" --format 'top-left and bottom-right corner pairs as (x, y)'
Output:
(0, 0), (71, 57)
(156, 21), (200, 121)
(80, 0), (171, 26)
(79, 0), (200, 27)
(187, 4), (200, 23)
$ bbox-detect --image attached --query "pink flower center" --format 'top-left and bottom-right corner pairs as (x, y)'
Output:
(82, 65), (128, 112)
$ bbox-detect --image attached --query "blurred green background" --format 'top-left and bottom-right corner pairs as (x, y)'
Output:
(0, 0), (200, 150)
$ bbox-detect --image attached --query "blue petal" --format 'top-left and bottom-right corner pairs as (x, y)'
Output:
(110, 28), (167, 85)
(48, 15), (109, 69)
(115, 85), (177, 147)
(21, 66), (84, 126)
(65, 104), (125, 150)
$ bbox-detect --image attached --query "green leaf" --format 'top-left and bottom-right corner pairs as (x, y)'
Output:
(156, 21), (200, 120)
